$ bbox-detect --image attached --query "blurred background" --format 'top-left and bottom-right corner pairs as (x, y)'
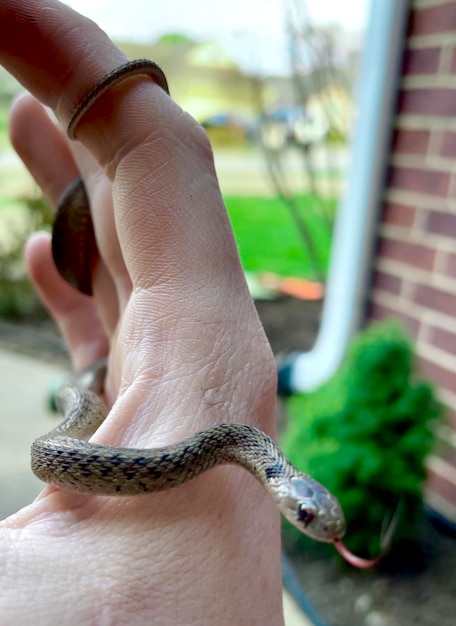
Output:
(1, 2), (456, 626)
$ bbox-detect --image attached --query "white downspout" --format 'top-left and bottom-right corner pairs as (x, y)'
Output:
(278, 0), (410, 394)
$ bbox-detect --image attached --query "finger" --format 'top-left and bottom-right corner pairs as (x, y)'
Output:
(0, 0), (166, 168)
(25, 232), (109, 370)
(9, 93), (78, 205)
(9, 95), (119, 344)
(69, 146), (132, 310)
(8, 94), (108, 354)
(0, 1), (128, 132)
(9, 94), (126, 330)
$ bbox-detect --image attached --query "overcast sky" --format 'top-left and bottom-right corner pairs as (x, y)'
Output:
(66, 0), (370, 75)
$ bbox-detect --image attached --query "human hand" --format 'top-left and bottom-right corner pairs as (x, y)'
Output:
(0, 1), (281, 623)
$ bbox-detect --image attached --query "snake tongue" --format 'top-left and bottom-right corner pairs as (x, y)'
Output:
(333, 539), (380, 569)
(333, 504), (400, 568)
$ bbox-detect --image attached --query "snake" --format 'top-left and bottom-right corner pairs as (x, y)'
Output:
(31, 60), (391, 568)
(32, 358), (345, 544)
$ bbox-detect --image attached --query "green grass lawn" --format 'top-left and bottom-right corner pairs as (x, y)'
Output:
(0, 189), (336, 287)
(225, 194), (336, 281)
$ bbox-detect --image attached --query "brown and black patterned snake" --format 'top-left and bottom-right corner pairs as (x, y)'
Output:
(31, 60), (393, 568)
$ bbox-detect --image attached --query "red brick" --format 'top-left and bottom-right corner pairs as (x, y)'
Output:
(434, 435), (456, 465)
(414, 284), (456, 316)
(419, 356), (455, 394)
(425, 210), (456, 238)
(371, 269), (402, 296)
(377, 236), (436, 270)
(367, 301), (421, 337)
(427, 469), (456, 504)
(452, 48), (456, 73)
(428, 326), (456, 356)
(397, 88), (456, 117)
(433, 406), (456, 430)
(387, 166), (450, 197)
(441, 130), (456, 158)
(408, 4), (456, 36)
(402, 47), (441, 75)
(381, 202), (416, 228)
(391, 128), (430, 155)
(444, 252), (456, 276)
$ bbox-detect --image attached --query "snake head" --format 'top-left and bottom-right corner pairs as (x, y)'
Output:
(277, 475), (346, 542)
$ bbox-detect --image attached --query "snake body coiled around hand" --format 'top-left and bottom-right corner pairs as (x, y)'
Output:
(32, 360), (346, 543)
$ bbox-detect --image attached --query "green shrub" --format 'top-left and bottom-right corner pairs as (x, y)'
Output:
(0, 194), (53, 320)
(282, 321), (442, 559)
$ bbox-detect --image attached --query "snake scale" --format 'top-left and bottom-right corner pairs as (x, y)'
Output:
(31, 60), (389, 568)
(32, 359), (345, 543)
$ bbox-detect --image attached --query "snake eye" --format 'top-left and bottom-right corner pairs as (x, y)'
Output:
(298, 505), (315, 527)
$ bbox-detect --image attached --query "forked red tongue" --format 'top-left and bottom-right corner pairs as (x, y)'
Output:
(333, 503), (401, 568)
(333, 538), (381, 569)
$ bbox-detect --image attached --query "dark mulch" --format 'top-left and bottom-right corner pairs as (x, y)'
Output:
(282, 515), (456, 626)
(1, 296), (455, 626)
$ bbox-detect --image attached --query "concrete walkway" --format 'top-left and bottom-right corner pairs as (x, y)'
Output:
(0, 349), (60, 518)
(0, 349), (312, 625)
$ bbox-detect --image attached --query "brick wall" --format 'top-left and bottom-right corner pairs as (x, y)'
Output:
(368, 0), (456, 522)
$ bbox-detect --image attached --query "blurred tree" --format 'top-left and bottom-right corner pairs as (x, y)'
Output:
(256, 0), (362, 281)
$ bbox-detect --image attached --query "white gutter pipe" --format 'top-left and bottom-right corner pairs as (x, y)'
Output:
(278, 0), (410, 394)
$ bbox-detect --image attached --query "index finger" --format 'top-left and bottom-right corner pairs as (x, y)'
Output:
(0, 0), (169, 172)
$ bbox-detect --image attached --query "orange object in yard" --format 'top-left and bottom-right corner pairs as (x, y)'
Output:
(260, 273), (324, 300)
